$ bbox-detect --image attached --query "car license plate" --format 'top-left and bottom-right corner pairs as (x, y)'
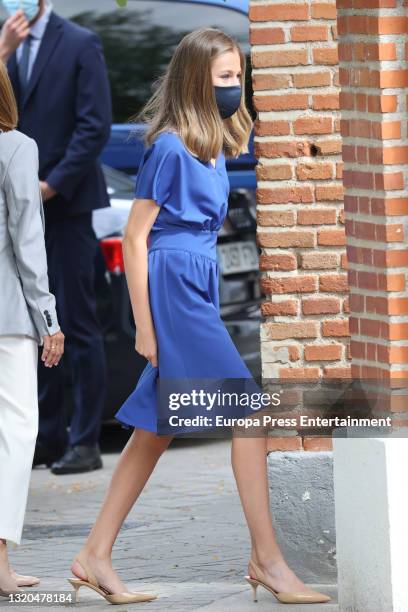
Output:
(217, 241), (259, 275)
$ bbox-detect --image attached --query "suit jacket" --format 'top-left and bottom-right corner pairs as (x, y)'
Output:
(0, 130), (60, 344)
(7, 12), (112, 218)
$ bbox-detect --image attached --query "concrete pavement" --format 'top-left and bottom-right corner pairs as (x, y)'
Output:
(6, 435), (338, 611)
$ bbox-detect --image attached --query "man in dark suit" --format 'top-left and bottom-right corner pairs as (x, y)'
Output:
(1, 1), (112, 474)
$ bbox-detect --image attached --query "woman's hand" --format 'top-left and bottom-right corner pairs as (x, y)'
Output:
(135, 328), (158, 368)
(41, 331), (65, 368)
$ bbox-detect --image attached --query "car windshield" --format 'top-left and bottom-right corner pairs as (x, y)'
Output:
(44, 0), (252, 122)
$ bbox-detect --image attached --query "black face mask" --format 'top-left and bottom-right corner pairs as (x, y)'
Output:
(214, 85), (242, 119)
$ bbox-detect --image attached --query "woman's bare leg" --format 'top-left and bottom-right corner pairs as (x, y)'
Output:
(231, 435), (317, 594)
(71, 428), (172, 592)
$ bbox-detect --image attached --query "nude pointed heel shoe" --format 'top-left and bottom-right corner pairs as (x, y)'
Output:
(67, 555), (157, 605)
(13, 573), (40, 588)
(245, 559), (331, 604)
(246, 576), (260, 602)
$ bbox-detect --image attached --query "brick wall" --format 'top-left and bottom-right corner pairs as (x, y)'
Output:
(337, 0), (408, 402)
(249, 1), (349, 450)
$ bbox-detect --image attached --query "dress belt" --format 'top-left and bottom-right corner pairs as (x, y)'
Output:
(148, 228), (218, 261)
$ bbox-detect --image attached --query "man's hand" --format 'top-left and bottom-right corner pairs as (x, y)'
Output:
(0, 10), (29, 62)
(41, 331), (65, 368)
(40, 181), (57, 202)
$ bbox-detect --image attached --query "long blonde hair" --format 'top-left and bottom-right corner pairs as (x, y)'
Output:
(133, 27), (253, 161)
(0, 60), (18, 132)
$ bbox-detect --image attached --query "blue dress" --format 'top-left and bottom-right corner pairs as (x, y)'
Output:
(115, 131), (257, 435)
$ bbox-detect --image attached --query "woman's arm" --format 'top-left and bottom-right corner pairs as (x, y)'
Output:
(122, 198), (160, 367)
(4, 137), (64, 365)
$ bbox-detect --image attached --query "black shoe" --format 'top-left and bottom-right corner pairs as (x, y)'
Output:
(50, 444), (103, 475)
(33, 443), (64, 468)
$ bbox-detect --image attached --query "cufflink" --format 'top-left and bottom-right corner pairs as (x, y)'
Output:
(44, 309), (53, 328)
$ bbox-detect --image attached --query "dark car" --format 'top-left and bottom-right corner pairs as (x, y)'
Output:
(51, 0), (262, 419)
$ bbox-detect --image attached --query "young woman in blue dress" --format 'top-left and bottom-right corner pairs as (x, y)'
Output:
(68, 28), (331, 606)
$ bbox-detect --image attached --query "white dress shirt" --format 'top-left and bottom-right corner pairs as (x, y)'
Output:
(16, 2), (53, 82)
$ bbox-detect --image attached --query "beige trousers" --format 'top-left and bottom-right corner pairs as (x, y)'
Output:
(0, 335), (38, 546)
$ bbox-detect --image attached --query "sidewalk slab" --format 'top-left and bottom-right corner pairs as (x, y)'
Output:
(0, 580), (338, 612)
(198, 583), (338, 611)
(7, 437), (337, 612)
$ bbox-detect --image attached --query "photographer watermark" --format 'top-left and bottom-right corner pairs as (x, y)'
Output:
(156, 377), (399, 437)
(0, 591), (75, 606)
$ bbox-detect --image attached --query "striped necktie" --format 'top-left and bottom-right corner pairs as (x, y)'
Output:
(18, 35), (32, 96)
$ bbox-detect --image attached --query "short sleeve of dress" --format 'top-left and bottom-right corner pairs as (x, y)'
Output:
(134, 138), (180, 208)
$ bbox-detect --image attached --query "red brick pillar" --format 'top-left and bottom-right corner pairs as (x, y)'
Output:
(337, 0), (408, 399)
(249, 1), (349, 450)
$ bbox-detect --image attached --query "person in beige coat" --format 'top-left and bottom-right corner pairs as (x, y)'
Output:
(0, 59), (64, 595)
